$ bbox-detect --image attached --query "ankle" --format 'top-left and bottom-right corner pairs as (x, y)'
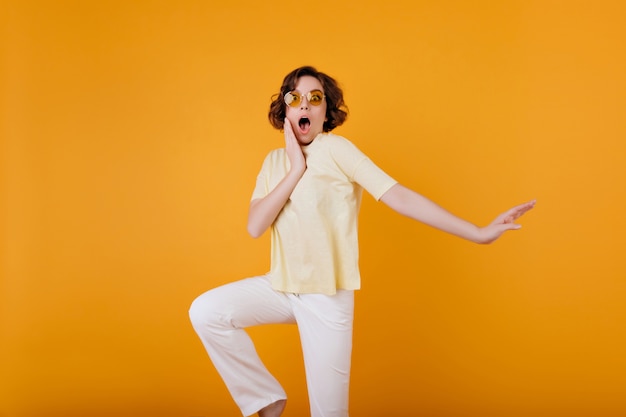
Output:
(258, 399), (286, 417)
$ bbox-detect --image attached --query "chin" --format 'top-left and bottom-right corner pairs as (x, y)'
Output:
(299, 130), (322, 145)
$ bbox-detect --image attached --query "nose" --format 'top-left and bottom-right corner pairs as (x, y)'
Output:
(300, 94), (309, 110)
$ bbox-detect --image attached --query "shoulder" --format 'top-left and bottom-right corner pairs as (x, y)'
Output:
(321, 132), (352, 145)
(261, 147), (287, 163)
(319, 133), (360, 153)
(320, 133), (366, 159)
(254, 148), (287, 176)
(266, 147), (286, 157)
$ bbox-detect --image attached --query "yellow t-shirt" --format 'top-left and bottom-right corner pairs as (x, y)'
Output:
(251, 133), (397, 295)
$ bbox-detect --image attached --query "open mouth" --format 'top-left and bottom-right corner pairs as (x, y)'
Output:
(298, 117), (311, 133)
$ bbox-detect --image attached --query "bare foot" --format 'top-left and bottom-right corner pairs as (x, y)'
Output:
(258, 399), (286, 417)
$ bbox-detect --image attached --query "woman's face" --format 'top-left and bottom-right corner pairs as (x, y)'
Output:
(284, 75), (327, 145)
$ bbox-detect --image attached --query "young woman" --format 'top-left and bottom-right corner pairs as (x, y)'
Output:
(189, 66), (535, 417)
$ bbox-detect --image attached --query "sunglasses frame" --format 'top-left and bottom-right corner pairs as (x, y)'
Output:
(284, 90), (326, 107)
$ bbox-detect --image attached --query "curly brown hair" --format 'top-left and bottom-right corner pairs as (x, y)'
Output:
(268, 66), (349, 132)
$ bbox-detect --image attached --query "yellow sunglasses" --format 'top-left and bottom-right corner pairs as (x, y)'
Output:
(284, 90), (325, 107)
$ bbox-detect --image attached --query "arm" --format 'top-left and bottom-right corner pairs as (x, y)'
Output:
(247, 119), (306, 238)
(379, 184), (535, 244)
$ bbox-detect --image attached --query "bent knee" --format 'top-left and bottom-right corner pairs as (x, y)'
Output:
(188, 290), (230, 329)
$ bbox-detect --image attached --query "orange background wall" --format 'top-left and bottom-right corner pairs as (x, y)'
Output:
(2, 1), (625, 416)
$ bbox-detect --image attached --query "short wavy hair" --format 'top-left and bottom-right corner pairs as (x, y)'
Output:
(268, 66), (349, 132)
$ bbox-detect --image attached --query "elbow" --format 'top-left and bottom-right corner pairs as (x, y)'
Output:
(247, 221), (265, 239)
(248, 231), (263, 239)
(247, 224), (262, 239)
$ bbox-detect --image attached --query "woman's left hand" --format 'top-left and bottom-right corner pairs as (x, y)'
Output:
(478, 199), (537, 244)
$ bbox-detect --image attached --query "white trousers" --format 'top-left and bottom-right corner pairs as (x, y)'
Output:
(189, 275), (354, 417)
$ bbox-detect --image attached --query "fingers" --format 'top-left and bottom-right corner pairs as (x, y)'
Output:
(284, 118), (306, 172)
(283, 118), (295, 142)
(492, 199), (536, 227)
(517, 199), (537, 213)
(284, 118), (301, 153)
(506, 222), (522, 230)
(504, 199), (536, 223)
(284, 117), (293, 134)
(284, 119), (296, 151)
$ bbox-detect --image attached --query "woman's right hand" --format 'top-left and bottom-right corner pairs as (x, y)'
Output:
(284, 118), (306, 174)
(246, 119), (307, 238)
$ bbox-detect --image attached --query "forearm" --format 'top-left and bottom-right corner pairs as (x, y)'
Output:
(247, 168), (305, 238)
(380, 184), (484, 243)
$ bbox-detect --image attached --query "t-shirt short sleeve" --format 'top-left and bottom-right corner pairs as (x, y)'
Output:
(329, 136), (397, 201)
(352, 158), (398, 200)
(250, 150), (278, 201)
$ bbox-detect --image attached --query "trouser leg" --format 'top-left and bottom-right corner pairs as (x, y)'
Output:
(189, 276), (294, 416)
(293, 290), (355, 417)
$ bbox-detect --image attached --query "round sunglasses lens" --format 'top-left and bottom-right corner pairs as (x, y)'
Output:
(284, 92), (301, 107)
(308, 90), (324, 106)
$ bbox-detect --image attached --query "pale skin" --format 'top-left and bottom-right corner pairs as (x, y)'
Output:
(257, 399), (286, 417)
(250, 75), (535, 416)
